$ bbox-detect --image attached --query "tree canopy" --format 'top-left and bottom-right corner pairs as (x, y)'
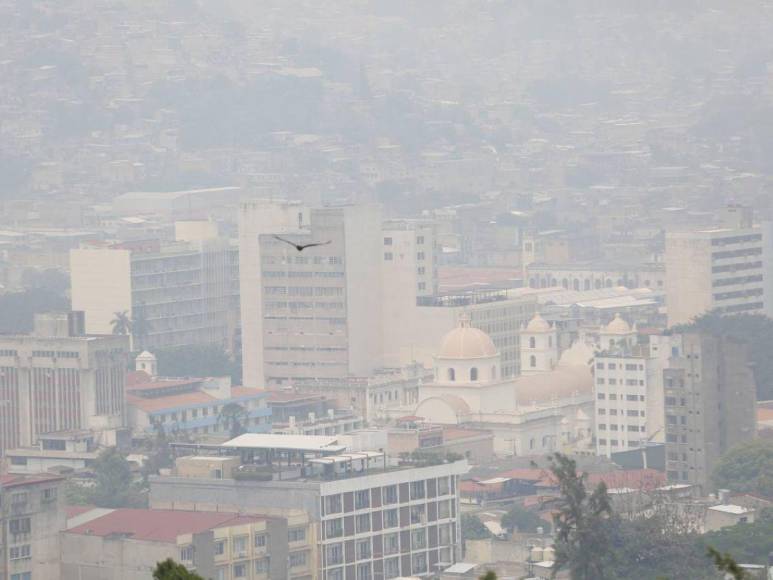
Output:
(0, 287), (69, 334)
(501, 504), (550, 534)
(461, 513), (491, 541)
(712, 439), (773, 499)
(153, 558), (204, 580)
(672, 312), (773, 400)
(88, 448), (144, 508)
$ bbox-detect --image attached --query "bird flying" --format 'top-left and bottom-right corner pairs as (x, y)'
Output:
(273, 235), (331, 252)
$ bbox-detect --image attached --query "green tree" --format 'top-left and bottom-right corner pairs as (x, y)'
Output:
(217, 402), (249, 438)
(478, 572), (497, 580)
(712, 440), (773, 498)
(110, 310), (132, 336)
(89, 448), (144, 508)
(0, 287), (69, 334)
(548, 453), (613, 580)
(153, 558), (205, 580)
(461, 513), (491, 541)
(501, 504), (550, 534)
(707, 547), (750, 580)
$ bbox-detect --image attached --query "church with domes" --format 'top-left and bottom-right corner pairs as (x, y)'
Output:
(412, 313), (595, 456)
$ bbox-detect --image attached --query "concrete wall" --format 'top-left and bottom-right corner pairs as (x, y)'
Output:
(70, 248), (132, 336)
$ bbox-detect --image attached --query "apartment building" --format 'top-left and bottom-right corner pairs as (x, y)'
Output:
(0, 474), (66, 580)
(381, 219), (439, 300)
(61, 508), (287, 580)
(665, 221), (773, 325)
(70, 231), (239, 353)
(0, 312), (129, 457)
(239, 200), (383, 387)
(662, 333), (757, 492)
(150, 434), (468, 579)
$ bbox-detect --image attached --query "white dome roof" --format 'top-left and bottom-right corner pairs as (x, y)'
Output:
(136, 350), (156, 361)
(605, 313), (632, 335)
(525, 313), (552, 333)
(438, 317), (498, 360)
(558, 340), (594, 368)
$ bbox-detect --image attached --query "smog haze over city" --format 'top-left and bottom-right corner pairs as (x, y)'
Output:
(1, 2), (773, 580)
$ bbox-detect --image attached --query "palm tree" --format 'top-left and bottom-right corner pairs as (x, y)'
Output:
(217, 402), (249, 438)
(110, 310), (132, 335)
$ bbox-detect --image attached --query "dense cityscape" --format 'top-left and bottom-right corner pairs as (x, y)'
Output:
(1, 1), (773, 579)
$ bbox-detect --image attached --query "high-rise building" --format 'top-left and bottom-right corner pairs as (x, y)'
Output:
(593, 317), (666, 458)
(0, 312), (129, 458)
(70, 231), (239, 353)
(0, 473), (66, 580)
(151, 435), (468, 580)
(662, 332), (757, 492)
(239, 200), (383, 388)
(665, 220), (773, 326)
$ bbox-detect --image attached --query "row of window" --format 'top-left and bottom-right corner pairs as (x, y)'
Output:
(324, 502), (455, 538)
(30, 350), (80, 358)
(597, 424), (645, 432)
(384, 236), (427, 246)
(596, 393), (645, 403)
(215, 557), (270, 580)
(323, 479), (452, 515)
(263, 255), (343, 266)
(596, 378), (645, 386)
(383, 252), (426, 261)
(597, 438), (640, 447)
(595, 362), (644, 371)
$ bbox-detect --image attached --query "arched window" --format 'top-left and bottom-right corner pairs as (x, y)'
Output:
(529, 438), (535, 450)
(529, 278), (538, 289)
(595, 279), (602, 289)
(573, 279), (580, 291)
(470, 367), (478, 381)
(448, 368), (455, 381)
(562, 278), (569, 289)
(530, 355), (536, 368)
(605, 279), (613, 288)
(491, 365), (497, 379)
(584, 279), (591, 290)
(529, 337), (536, 349)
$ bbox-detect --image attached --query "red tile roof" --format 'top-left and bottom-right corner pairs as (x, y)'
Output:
(127, 387), (266, 413)
(0, 473), (64, 488)
(587, 468), (665, 491)
(67, 509), (263, 543)
(126, 378), (202, 393)
(66, 505), (95, 519)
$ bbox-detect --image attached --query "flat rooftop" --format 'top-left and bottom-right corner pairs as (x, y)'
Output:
(222, 433), (346, 453)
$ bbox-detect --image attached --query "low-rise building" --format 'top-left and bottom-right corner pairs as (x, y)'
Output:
(62, 508), (287, 580)
(151, 434), (469, 579)
(0, 473), (66, 580)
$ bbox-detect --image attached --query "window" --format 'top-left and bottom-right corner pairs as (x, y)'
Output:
(530, 337), (536, 349)
(233, 535), (248, 557)
(530, 355), (536, 368)
(609, 409), (617, 416)
(598, 424), (606, 430)
(385, 557), (400, 579)
(411, 528), (426, 549)
(289, 551), (307, 568)
(438, 499), (451, 519)
(328, 568), (344, 580)
(383, 485), (398, 504)
(384, 237), (393, 245)
(597, 393), (605, 400)
(439, 523), (453, 545)
(325, 494), (342, 514)
(355, 489), (370, 509)
(9, 545), (31, 560)
(437, 477), (451, 496)
(412, 552), (428, 574)
(384, 508), (399, 528)
(410, 505), (426, 524)
(254, 534), (267, 548)
(42, 487), (57, 502)
(233, 563), (247, 578)
(215, 540), (226, 555)
(384, 532), (399, 555)
(417, 252), (425, 260)
(180, 545), (195, 562)
(356, 538), (372, 560)
(288, 527), (306, 543)
(447, 368), (456, 381)
(410, 480), (426, 499)
(418, 266), (426, 275)
(417, 235), (425, 244)
(357, 563), (372, 580)
(597, 408), (606, 415)
(384, 252), (393, 261)
(325, 518), (343, 538)
(254, 558), (270, 574)
(356, 513), (371, 533)
(11, 574), (32, 580)
(216, 567), (228, 580)
(326, 543), (344, 566)
(9, 517), (30, 535)
(470, 367), (478, 381)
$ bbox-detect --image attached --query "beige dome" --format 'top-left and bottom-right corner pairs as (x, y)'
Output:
(438, 317), (498, 359)
(525, 313), (552, 333)
(513, 365), (593, 406)
(605, 313), (632, 335)
(558, 340), (595, 368)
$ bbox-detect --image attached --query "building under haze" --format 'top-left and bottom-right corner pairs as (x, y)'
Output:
(239, 200), (383, 388)
(0, 473), (66, 580)
(0, 312), (129, 458)
(662, 332), (757, 492)
(70, 228), (239, 354)
(665, 218), (773, 326)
